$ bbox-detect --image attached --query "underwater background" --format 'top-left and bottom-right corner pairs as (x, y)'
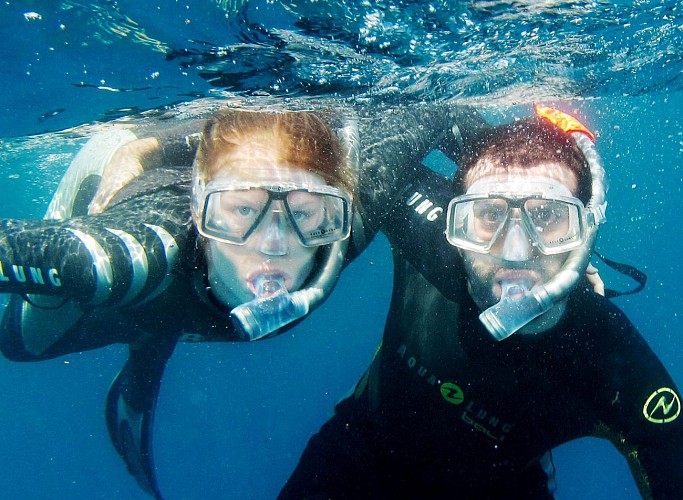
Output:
(0, 1), (681, 499)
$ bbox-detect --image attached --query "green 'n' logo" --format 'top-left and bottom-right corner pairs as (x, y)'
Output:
(440, 382), (464, 405)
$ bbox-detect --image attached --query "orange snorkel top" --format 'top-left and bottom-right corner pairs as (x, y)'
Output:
(534, 104), (596, 142)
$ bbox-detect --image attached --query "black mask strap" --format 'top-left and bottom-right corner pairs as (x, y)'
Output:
(593, 250), (647, 299)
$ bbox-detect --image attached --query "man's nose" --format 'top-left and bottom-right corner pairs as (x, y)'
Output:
(501, 220), (532, 262)
(257, 205), (289, 256)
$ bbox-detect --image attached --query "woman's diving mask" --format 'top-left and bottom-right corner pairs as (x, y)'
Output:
(196, 180), (352, 247)
(192, 177), (353, 341)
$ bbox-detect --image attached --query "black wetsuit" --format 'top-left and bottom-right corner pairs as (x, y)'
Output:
(3, 104), (675, 499)
(0, 168), (248, 353)
(0, 167), (257, 498)
(279, 164), (683, 499)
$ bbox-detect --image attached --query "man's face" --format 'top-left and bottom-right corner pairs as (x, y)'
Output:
(459, 162), (579, 325)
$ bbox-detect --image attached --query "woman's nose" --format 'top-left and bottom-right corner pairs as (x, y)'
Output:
(500, 220), (532, 262)
(257, 206), (289, 256)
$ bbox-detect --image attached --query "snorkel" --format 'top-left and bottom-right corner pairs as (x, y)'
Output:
(479, 106), (608, 341)
(230, 237), (348, 340)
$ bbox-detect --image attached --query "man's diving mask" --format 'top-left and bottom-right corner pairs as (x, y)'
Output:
(196, 181), (352, 248)
(446, 177), (589, 258)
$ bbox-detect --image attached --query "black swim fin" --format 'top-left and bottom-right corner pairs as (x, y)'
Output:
(106, 332), (179, 500)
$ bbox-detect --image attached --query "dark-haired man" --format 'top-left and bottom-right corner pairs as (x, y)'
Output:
(280, 109), (682, 499)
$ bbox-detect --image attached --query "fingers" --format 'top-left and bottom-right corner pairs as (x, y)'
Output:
(88, 172), (137, 214)
(585, 263), (605, 297)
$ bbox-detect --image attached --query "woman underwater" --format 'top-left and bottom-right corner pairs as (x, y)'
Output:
(0, 107), (360, 498)
(0, 100), (496, 498)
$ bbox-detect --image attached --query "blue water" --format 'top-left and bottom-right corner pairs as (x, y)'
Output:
(1, 1), (681, 499)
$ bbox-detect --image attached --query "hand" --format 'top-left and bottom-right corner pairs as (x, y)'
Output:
(88, 137), (162, 214)
(585, 263), (605, 296)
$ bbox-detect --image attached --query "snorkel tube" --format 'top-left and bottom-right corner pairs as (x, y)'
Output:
(230, 237), (349, 340)
(479, 107), (608, 341)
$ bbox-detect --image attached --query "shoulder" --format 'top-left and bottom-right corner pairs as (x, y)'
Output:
(97, 167), (194, 237)
(567, 287), (631, 327)
(560, 289), (670, 380)
(558, 288), (646, 353)
(108, 167), (191, 206)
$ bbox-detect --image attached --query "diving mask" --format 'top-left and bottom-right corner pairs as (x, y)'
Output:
(195, 180), (352, 247)
(446, 177), (588, 257)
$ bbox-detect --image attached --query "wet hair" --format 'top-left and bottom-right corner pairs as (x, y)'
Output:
(194, 108), (355, 195)
(454, 118), (592, 203)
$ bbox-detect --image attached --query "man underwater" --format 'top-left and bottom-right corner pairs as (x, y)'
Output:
(280, 106), (682, 499)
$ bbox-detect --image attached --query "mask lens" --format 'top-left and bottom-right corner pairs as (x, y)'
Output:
(202, 189), (269, 243)
(447, 197), (509, 252)
(287, 191), (349, 246)
(523, 199), (582, 251)
(472, 199), (508, 242)
(286, 191), (325, 233)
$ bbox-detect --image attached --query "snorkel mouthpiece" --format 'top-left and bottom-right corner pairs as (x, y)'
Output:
(230, 274), (310, 341)
(479, 284), (554, 341)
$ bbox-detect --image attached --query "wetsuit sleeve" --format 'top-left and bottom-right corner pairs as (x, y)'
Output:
(583, 298), (683, 499)
(381, 163), (467, 301)
(352, 103), (485, 298)
(356, 103), (487, 234)
(0, 169), (194, 361)
(0, 171), (191, 306)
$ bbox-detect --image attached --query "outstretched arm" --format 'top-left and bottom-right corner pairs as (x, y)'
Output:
(352, 103), (487, 297)
(0, 174), (191, 359)
(355, 103), (487, 233)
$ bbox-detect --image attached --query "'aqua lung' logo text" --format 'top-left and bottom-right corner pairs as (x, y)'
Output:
(397, 344), (439, 386)
(642, 387), (680, 424)
(0, 261), (61, 287)
(406, 192), (443, 221)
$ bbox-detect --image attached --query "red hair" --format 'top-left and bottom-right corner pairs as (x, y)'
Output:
(195, 109), (355, 195)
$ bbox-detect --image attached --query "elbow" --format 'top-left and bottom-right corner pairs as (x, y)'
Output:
(0, 297), (43, 362)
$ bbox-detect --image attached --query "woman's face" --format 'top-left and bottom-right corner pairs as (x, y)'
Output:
(204, 142), (325, 307)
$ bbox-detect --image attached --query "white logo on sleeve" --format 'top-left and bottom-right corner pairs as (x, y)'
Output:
(642, 387), (681, 424)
